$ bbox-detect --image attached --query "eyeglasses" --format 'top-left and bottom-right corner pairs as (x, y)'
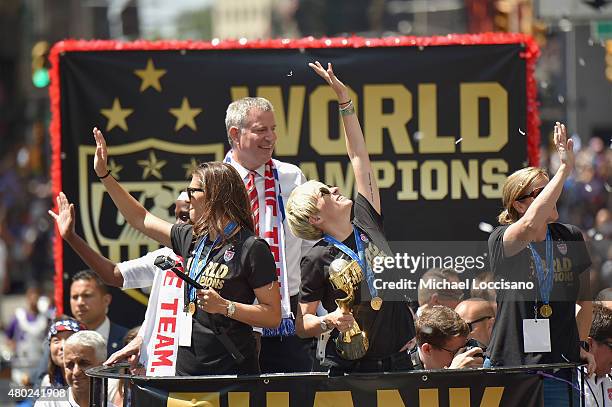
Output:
(516, 186), (545, 201)
(432, 341), (468, 358)
(186, 187), (204, 201)
(466, 315), (494, 332)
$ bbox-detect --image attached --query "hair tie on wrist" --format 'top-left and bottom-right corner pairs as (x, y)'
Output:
(98, 169), (112, 180)
(338, 99), (351, 106)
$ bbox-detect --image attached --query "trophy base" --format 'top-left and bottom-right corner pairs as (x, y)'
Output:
(335, 332), (369, 360)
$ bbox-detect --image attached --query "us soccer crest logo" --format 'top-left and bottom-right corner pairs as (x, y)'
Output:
(78, 139), (224, 305)
(556, 241), (567, 255)
(224, 249), (235, 262)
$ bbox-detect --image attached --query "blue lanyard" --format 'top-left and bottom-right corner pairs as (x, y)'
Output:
(527, 227), (554, 305)
(323, 226), (378, 299)
(188, 222), (237, 302)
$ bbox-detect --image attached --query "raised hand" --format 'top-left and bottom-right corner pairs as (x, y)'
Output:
(308, 61), (350, 102)
(553, 121), (574, 172)
(48, 192), (75, 239)
(93, 127), (109, 177)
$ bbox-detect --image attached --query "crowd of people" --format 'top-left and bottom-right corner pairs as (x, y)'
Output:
(1, 61), (610, 407)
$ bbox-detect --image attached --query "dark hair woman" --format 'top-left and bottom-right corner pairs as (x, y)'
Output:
(41, 316), (86, 387)
(486, 122), (595, 406)
(92, 129), (281, 376)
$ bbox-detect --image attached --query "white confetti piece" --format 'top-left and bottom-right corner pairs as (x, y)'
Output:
(578, 58), (586, 66)
(455, 138), (463, 144)
(479, 222), (494, 233)
(414, 131), (423, 141)
(585, 184), (592, 193)
(558, 95), (565, 104)
(287, 71), (293, 77)
(519, 128), (526, 136)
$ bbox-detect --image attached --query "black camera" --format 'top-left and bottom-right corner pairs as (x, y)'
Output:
(465, 338), (486, 358)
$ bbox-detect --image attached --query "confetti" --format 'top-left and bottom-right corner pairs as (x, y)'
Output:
(518, 128), (526, 136)
(479, 222), (494, 233)
(60, 152), (67, 159)
(287, 71), (293, 77)
(594, 233), (603, 241)
(588, 38), (594, 46)
(605, 183), (611, 192)
(578, 58), (586, 66)
(558, 95), (565, 104)
(540, 81), (549, 89)
(455, 138), (463, 144)
(414, 131), (423, 141)
(585, 184), (592, 193)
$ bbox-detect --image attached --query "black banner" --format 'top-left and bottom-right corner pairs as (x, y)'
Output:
(126, 369), (542, 407)
(49, 35), (539, 325)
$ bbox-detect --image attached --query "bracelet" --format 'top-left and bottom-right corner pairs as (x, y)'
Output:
(338, 99), (351, 106)
(98, 169), (112, 180)
(339, 104), (355, 116)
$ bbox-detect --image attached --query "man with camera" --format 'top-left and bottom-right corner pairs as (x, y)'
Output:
(408, 305), (485, 370)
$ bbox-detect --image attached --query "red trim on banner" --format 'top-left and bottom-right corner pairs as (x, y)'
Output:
(49, 43), (64, 315)
(47, 34), (540, 306)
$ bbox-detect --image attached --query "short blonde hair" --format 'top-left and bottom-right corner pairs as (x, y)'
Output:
(498, 167), (548, 225)
(286, 180), (327, 241)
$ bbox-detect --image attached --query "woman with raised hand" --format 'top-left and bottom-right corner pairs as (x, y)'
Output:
(286, 62), (415, 376)
(487, 122), (595, 406)
(92, 128), (281, 375)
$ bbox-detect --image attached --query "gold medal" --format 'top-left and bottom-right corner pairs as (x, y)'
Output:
(540, 304), (552, 318)
(188, 301), (196, 315)
(370, 296), (383, 311)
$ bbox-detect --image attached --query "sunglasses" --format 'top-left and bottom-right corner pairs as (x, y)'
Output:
(466, 315), (494, 332)
(186, 187), (204, 200)
(516, 186), (545, 201)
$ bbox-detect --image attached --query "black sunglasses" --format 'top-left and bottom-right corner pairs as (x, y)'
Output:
(516, 186), (545, 201)
(186, 187), (204, 200)
(466, 315), (494, 332)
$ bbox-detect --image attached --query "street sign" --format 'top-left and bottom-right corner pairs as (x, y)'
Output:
(537, 0), (612, 21)
(591, 20), (612, 39)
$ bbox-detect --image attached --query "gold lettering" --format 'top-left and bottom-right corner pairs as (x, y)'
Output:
(228, 392), (249, 407)
(479, 387), (504, 407)
(309, 86), (357, 155)
(396, 161), (419, 200)
(313, 391), (354, 407)
(325, 162), (355, 198)
(419, 84), (454, 153)
(460, 83), (508, 152)
(215, 264), (229, 279)
(256, 86), (306, 156)
(266, 392), (289, 407)
(364, 85), (413, 154)
(421, 160), (448, 200)
(230, 87), (248, 101)
(167, 392), (219, 407)
(371, 161), (395, 189)
(450, 160), (479, 199)
(419, 388), (439, 406)
(449, 388), (470, 407)
(377, 389), (405, 406)
(299, 162), (319, 181)
(482, 159), (508, 199)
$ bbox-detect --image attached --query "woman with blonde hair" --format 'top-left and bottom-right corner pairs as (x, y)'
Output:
(487, 122), (595, 406)
(92, 129), (281, 375)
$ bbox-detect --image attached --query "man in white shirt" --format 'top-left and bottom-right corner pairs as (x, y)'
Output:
(224, 97), (314, 372)
(580, 303), (612, 407)
(34, 330), (110, 407)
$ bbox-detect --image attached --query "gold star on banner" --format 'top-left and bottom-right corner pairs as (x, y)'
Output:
(100, 98), (134, 131)
(137, 151), (167, 180)
(108, 159), (123, 180)
(134, 59), (167, 92)
(182, 158), (199, 178)
(169, 98), (202, 131)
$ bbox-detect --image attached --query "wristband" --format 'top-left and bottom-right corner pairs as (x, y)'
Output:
(98, 169), (112, 180)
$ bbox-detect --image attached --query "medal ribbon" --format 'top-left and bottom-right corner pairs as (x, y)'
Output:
(323, 226), (378, 299)
(527, 227), (554, 306)
(188, 222), (237, 303)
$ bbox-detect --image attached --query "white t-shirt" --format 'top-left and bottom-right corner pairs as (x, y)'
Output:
(580, 371), (612, 407)
(229, 158), (313, 296)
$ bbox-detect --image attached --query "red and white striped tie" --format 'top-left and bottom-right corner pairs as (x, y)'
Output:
(246, 171), (260, 236)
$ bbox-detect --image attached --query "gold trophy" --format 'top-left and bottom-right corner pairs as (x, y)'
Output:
(329, 258), (369, 360)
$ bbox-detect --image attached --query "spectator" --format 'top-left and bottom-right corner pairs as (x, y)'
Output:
(597, 288), (612, 310)
(34, 330), (109, 407)
(40, 316), (86, 388)
(69, 270), (128, 356)
(454, 298), (495, 346)
(408, 306), (484, 370)
(417, 268), (463, 316)
(580, 303), (611, 407)
(470, 271), (497, 314)
(5, 284), (48, 385)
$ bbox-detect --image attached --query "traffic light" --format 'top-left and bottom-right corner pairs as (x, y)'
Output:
(31, 41), (50, 88)
(606, 40), (612, 82)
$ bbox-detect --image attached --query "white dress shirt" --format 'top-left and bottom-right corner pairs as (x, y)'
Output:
(229, 158), (313, 296)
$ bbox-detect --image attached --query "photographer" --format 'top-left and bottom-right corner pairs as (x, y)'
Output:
(408, 306), (484, 370)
